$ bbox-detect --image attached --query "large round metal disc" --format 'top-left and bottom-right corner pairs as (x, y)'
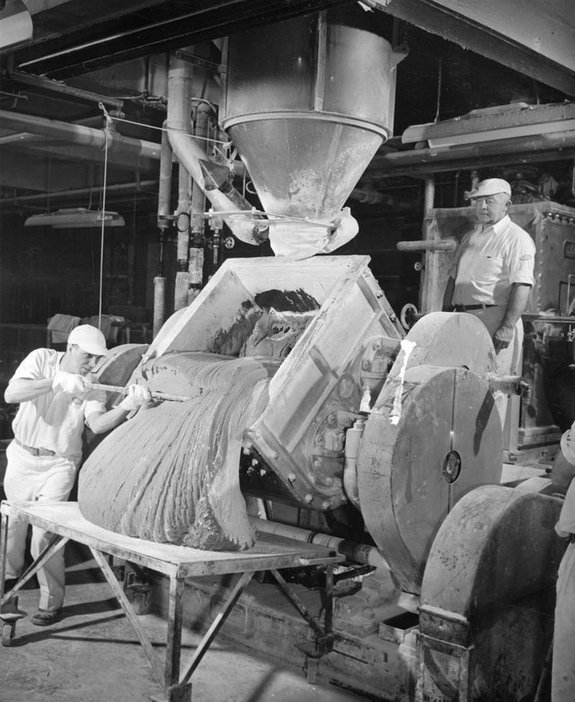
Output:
(386, 311), (498, 382)
(357, 364), (502, 594)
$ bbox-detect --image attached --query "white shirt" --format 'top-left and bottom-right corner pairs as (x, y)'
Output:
(557, 426), (575, 537)
(452, 215), (535, 306)
(9, 348), (106, 464)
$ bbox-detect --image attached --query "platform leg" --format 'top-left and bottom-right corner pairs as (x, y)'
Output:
(270, 566), (335, 656)
(0, 510), (8, 601)
(1, 512), (66, 604)
(164, 575), (191, 702)
(180, 570), (254, 687)
(90, 548), (166, 686)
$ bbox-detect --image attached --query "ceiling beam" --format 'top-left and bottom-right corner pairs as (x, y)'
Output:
(12, 0), (350, 77)
(369, 0), (575, 96)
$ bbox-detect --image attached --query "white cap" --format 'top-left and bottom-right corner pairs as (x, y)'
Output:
(68, 324), (108, 356)
(468, 178), (512, 199)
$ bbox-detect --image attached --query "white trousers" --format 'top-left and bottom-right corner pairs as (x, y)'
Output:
(553, 542), (575, 701)
(4, 441), (77, 611)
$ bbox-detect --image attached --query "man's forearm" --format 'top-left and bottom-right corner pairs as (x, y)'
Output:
(4, 377), (53, 404)
(86, 405), (130, 435)
(500, 283), (532, 329)
(442, 276), (455, 311)
(552, 452), (575, 494)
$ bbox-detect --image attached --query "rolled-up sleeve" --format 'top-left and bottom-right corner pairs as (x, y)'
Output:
(507, 229), (535, 286)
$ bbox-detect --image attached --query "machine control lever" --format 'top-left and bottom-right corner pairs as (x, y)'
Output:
(486, 374), (530, 397)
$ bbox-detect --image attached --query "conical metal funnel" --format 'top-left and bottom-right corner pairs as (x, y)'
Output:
(221, 8), (403, 222)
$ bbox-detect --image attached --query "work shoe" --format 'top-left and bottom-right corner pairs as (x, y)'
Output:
(1, 579), (20, 616)
(31, 608), (62, 627)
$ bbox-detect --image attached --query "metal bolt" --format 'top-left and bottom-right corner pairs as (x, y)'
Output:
(288, 473), (297, 483)
(321, 501), (331, 510)
(304, 494), (313, 504)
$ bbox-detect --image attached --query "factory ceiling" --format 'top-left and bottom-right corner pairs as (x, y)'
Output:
(0, 0), (574, 217)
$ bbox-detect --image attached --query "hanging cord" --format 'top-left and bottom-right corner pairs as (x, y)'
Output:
(97, 102), (113, 329)
(434, 58), (442, 123)
(103, 110), (232, 152)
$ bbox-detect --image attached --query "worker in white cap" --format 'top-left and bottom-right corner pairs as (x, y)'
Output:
(443, 177), (535, 427)
(551, 425), (575, 701)
(1, 324), (150, 633)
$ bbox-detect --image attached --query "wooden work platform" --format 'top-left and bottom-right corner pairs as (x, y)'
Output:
(0, 501), (343, 702)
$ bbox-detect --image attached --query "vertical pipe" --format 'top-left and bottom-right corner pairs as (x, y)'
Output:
(154, 124), (173, 336)
(157, 123), (173, 227)
(423, 176), (435, 216)
(190, 103), (209, 237)
(176, 162), (191, 264)
(174, 161), (191, 311)
(313, 12), (327, 112)
(153, 276), (166, 339)
(419, 175), (441, 313)
(166, 55), (260, 245)
(188, 102), (210, 302)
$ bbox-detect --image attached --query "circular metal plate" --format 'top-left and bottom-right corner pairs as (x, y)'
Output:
(357, 313), (502, 594)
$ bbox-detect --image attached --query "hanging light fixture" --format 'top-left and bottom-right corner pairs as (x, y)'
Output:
(24, 207), (125, 229)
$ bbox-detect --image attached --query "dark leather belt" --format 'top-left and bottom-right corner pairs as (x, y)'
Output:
(452, 304), (497, 311)
(14, 438), (56, 457)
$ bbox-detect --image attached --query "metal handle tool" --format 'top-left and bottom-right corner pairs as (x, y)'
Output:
(90, 382), (191, 403)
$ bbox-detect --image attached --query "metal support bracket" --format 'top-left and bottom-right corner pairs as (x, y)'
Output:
(415, 630), (473, 702)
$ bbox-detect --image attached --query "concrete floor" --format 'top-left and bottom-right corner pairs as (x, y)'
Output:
(0, 543), (372, 702)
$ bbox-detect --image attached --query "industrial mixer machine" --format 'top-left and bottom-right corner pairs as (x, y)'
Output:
(79, 253), (562, 701)
(77, 7), (566, 699)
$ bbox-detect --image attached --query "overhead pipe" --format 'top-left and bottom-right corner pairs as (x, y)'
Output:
(349, 186), (415, 210)
(5, 110), (575, 201)
(0, 109), (160, 166)
(370, 130), (575, 177)
(0, 180), (158, 205)
(166, 55), (264, 246)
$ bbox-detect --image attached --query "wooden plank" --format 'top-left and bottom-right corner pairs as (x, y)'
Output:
(0, 502), (343, 577)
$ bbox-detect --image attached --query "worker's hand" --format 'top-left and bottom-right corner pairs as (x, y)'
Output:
(119, 383), (151, 412)
(52, 370), (87, 397)
(492, 324), (514, 353)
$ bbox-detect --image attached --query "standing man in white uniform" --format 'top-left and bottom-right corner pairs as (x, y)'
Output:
(443, 178), (536, 426)
(2, 324), (149, 630)
(551, 425), (575, 701)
